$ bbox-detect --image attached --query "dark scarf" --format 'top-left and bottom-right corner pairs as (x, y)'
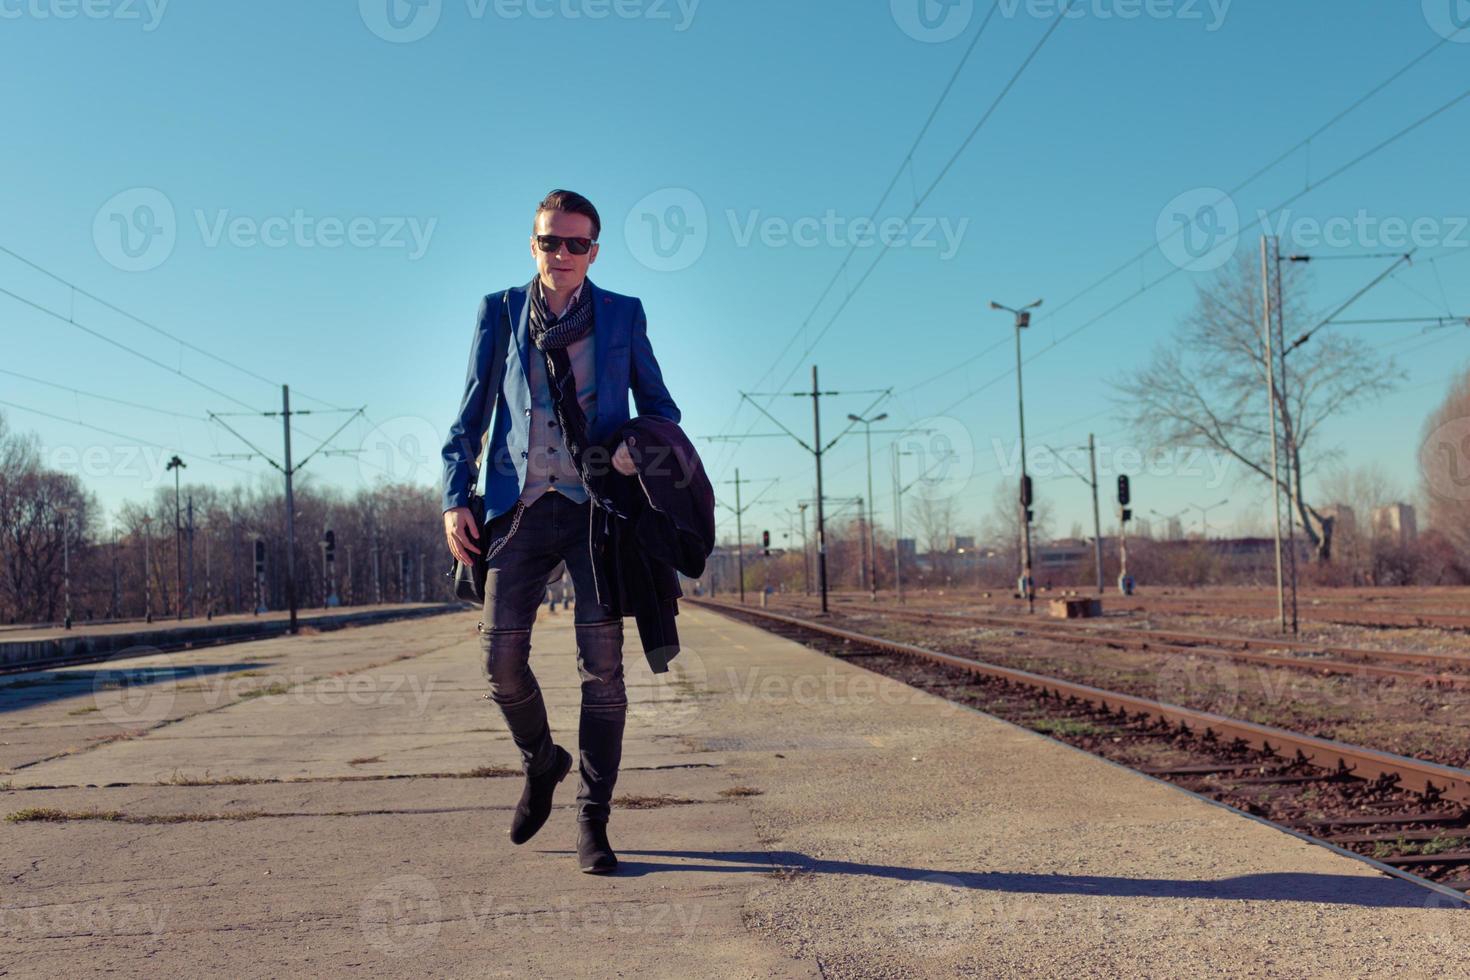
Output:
(528, 278), (620, 514)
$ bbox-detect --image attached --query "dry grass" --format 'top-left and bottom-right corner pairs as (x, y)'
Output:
(613, 793), (701, 810)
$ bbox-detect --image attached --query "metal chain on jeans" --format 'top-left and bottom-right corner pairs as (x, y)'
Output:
(482, 499), (527, 564)
(473, 498), (528, 635)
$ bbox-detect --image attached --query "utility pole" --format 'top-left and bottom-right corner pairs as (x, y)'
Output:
(203, 518), (213, 620)
(711, 373), (889, 615)
(848, 411), (888, 602)
(889, 437), (940, 605)
(811, 367), (829, 613)
(1089, 434), (1103, 595)
(254, 536), (268, 614)
(231, 510), (242, 615)
(209, 388), (363, 634)
(186, 495), (196, 618)
(1045, 438), (1107, 597)
(1266, 237), (1299, 634)
(991, 299), (1043, 614)
(1260, 237), (1289, 634)
(58, 508), (73, 629)
(281, 387), (298, 631)
(715, 470), (778, 604)
(141, 512), (154, 622)
(891, 443), (905, 605)
(166, 454), (186, 619)
(734, 468), (745, 603)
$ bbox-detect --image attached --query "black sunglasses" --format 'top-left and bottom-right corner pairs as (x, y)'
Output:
(535, 234), (596, 256)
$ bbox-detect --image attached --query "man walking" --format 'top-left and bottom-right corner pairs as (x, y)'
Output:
(440, 189), (681, 874)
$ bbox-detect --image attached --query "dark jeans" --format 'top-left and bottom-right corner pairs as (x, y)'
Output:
(477, 490), (626, 825)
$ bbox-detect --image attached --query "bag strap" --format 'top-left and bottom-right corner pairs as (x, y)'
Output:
(467, 289), (515, 493)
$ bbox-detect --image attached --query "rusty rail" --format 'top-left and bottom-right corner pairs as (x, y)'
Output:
(692, 598), (1470, 806)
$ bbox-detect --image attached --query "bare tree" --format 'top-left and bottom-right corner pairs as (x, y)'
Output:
(1113, 251), (1401, 561)
(1420, 367), (1470, 560)
(910, 492), (958, 583)
(980, 478), (1053, 570)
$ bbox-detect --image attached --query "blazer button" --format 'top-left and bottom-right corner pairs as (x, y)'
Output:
(524, 408), (532, 417)
(520, 451), (528, 459)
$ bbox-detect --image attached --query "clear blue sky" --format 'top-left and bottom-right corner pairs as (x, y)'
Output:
(2, 1), (1467, 545)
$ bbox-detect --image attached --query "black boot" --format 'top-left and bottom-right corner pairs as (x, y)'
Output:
(576, 820), (617, 874)
(509, 745), (573, 845)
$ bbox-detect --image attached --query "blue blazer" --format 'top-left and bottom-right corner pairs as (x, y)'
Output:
(440, 277), (681, 519)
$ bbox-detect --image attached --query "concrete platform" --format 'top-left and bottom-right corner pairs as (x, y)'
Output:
(1, 604), (1465, 978)
(0, 602), (463, 670)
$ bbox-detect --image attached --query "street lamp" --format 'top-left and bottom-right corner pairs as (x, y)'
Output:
(847, 411), (888, 602)
(166, 454), (186, 620)
(1190, 498), (1230, 539)
(990, 298), (1042, 613)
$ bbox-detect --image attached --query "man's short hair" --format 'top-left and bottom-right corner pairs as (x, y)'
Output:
(535, 189), (601, 241)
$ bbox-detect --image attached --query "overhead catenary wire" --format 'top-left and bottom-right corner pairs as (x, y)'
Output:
(0, 282), (266, 414)
(0, 395), (257, 476)
(707, 0), (1052, 486)
(0, 245), (371, 465)
(712, 21), (1467, 523)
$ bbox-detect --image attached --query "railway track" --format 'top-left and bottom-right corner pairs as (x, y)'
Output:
(692, 597), (1470, 897)
(1124, 596), (1470, 632)
(807, 589), (1470, 632)
(768, 597), (1470, 689)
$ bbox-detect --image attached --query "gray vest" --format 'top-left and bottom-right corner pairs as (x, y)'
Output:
(518, 328), (597, 505)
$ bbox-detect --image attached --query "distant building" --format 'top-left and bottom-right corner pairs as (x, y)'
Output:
(1372, 503), (1417, 548)
(1320, 503), (1357, 539)
(1165, 517), (1184, 541)
(948, 535), (975, 552)
(1037, 540), (1092, 575)
(896, 538), (917, 559)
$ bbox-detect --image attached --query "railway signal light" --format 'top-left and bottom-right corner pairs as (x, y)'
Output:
(1116, 474), (1130, 506)
(762, 529), (770, 556)
(1020, 474), (1033, 507)
(253, 538), (266, 576)
(323, 528), (336, 563)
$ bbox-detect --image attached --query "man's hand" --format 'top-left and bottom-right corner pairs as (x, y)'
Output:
(443, 507), (481, 565)
(612, 439), (637, 476)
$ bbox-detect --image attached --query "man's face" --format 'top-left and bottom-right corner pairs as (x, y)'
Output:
(531, 209), (599, 294)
